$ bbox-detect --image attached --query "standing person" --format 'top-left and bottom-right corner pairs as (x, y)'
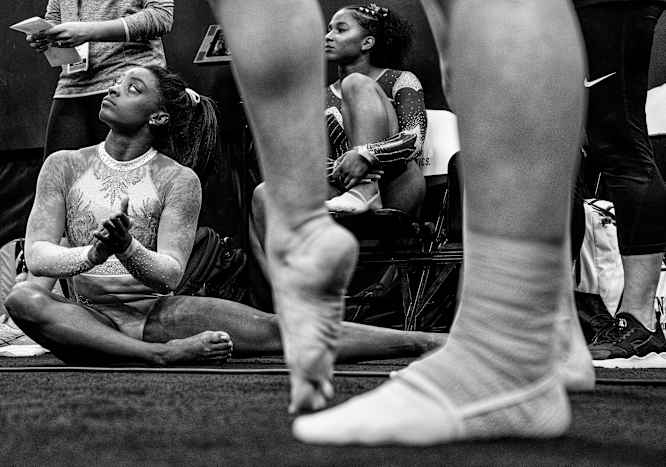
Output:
(4, 65), (445, 368)
(574, 0), (666, 360)
(26, 0), (173, 160)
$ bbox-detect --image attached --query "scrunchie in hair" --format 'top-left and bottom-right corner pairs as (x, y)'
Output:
(185, 87), (201, 106)
(356, 3), (390, 20)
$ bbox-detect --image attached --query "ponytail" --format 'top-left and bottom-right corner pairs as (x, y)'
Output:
(183, 94), (220, 177)
(143, 65), (221, 177)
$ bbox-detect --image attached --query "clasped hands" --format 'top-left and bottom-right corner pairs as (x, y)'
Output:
(332, 148), (382, 190)
(88, 197), (133, 266)
(27, 22), (92, 52)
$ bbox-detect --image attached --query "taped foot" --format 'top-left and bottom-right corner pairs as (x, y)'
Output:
(293, 372), (570, 445)
(268, 217), (359, 413)
(553, 293), (595, 391)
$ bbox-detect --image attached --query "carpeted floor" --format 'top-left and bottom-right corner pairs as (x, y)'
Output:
(0, 355), (664, 466)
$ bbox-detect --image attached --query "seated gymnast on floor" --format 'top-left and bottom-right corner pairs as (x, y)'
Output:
(3, 65), (445, 366)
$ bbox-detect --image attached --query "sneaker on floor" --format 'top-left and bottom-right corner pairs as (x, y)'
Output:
(0, 319), (49, 357)
(0, 318), (35, 346)
(589, 312), (666, 360)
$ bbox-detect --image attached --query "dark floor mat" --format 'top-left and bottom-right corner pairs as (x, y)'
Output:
(0, 356), (665, 465)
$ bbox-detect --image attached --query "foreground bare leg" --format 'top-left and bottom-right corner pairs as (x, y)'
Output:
(294, 0), (586, 444)
(210, 0), (358, 412)
(5, 282), (232, 365)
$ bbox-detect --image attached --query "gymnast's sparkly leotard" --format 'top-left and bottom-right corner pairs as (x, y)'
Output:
(325, 69), (427, 182)
(30, 143), (200, 337)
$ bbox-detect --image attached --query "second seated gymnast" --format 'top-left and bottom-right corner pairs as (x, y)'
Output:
(323, 3), (427, 215)
(249, 3), (428, 270)
(4, 65), (445, 366)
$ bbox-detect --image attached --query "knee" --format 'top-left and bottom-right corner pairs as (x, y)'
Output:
(4, 281), (51, 323)
(340, 73), (377, 100)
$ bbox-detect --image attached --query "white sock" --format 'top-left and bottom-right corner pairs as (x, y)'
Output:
(293, 231), (571, 445)
(325, 181), (381, 213)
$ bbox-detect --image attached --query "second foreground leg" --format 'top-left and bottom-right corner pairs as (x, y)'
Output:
(294, 0), (586, 444)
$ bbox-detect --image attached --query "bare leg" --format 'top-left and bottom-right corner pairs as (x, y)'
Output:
(327, 74), (395, 212)
(210, 0), (358, 412)
(339, 73), (425, 215)
(294, 0), (586, 444)
(249, 183), (269, 277)
(327, 73), (425, 214)
(5, 282), (232, 365)
(341, 73), (398, 148)
(143, 295), (446, 361)
(336, 322), (445, 362)
(381, 161), (427, 216)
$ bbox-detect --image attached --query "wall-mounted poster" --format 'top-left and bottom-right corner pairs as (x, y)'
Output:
(194, 25), (231, 64)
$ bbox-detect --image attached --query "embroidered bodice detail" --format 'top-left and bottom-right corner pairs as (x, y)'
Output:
(65, 146), (163, 275)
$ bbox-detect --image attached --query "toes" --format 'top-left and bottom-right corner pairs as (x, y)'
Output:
(212, 339), (233, 350)
(289, 375), (333, 414)
(205, 331), (233, 351)
(198, 331), (234, 362)
(209, 331), (231, 343)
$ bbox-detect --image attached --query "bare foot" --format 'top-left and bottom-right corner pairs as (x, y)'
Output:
(267, 216), (359, 413)
(162, 331), (233, 365)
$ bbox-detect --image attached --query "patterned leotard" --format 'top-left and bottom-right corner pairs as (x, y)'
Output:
(325, 69), (427, 181)
(40, 143), (199, 336)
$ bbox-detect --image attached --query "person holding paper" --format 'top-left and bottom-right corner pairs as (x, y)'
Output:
(25, 0), (174, 160)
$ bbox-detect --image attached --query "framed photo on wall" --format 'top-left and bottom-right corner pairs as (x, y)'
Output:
(194, 25), (231, 64)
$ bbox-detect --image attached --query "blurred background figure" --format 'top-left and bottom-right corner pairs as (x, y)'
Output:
(575, 0), (666, 360)
(26, 0), (173, 160)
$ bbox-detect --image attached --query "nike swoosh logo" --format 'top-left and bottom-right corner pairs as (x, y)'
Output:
(584, 72), (617, 88)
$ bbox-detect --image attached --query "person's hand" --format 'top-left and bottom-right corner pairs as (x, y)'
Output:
(94, 197), (133, 255)
(365, 169), (384, 182)
(26, 33), (49, 52)
(88, 234), (114, 266)
(331, 149), (372, 190)
(43, 22), (93, 48)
